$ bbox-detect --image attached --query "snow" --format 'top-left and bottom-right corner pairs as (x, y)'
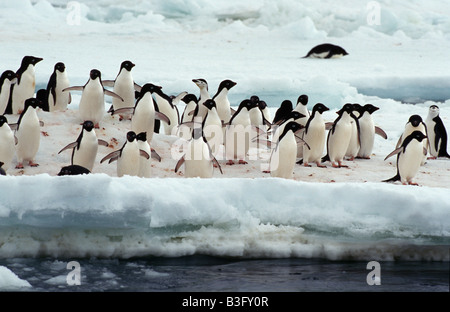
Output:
(0, 265), (32, 290)
(0, 0), (449, 264)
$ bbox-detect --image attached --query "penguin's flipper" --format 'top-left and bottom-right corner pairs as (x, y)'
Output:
(175, 156), (185, 173)
(98, 139), (109, 147)
(8, 123), (18, 131)
(382, 173), (400, 183)
(155, 111), (171, 125)
(423, 147), (428, 156)
(384, 147), (402, 161)
(151, 148), (162, 162)
(253, 138), (272, 149)
(68, 92), (72, 104)
(108, 156), (119, 164)
(139, 149), (150, 160)
(375, 126), (388, 139)
(58, 142), (78, 154)
(325, 122), (334, 130)
(395, 135), (403, 149)
(295, 135), (310, 150)
(111, 107), (135, 116)
(213, 157), (223, 174)
(104, 90), (124, 102)
(100, 150), (120, 164)
(102, 80), (115, 88)
(172, 91), (188, 105)
(134, 82), (142, 92)
(62, 86), (84, 92)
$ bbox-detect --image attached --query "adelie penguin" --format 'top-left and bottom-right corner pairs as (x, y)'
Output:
(58, 120), (109, 172)
(425, 105), (450, 159)
(397, 114), (427, 165)
(57, 164), (91, 176)
(302, 43), (348, 59)
(6, 56), (43, 115)
(192, 78), (211, 120)
(38, 62), (72, 112)
(383, 130), (428, 186)
(212, 79), (237, 127)
(356, 104), (387, 159)
(0, 70), (17, 115)
(63, 69), (124, 128)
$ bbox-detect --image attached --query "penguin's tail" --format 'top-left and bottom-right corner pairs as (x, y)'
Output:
(321, 154), (330, 163)
(382, 174), (400, 183)
(296, 159), (303, 165)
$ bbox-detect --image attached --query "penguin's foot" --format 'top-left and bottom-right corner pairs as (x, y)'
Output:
(427, 156), (437, 160)
(226, 160), (235, 165)
(406, 181), (419, 186)
(94, 123), (100, 129)
(15, 163), (24, 169)
(316, 162), (327, 168)
(332, 161), (348, 168)
(238, 160), (248, 165)
(303, 163), (312, 167)
(263, 170), (270, 174)
(29, 161), (39, 167)
(356, 156), (370, 159)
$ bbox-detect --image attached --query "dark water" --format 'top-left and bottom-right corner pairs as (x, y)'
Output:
(1, 256), (448, 293)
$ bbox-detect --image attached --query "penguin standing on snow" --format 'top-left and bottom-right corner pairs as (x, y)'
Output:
(397, 114), (428, 165)
(44, 62), (72, 112)
(104, 60), (141, 121)
(100, 131), (150, 177)
(356, 104), (387, 159)
(6, 56), (43, 114)
(136, 132), (152, 178)
(192, 78), (211, 121)
(300, 103), (329, 167)
(202, 99), (224, 158)
(12, 98), (44, 169)
(0, 70), (17, 115)
(383, 130), (428, 185)
(178, 93), (198, 140)
(293, 94), (310, 126)
(302, 43), (348, 59)
(0, 115), (16, 172)
(150, 85), (183, 136)
(323, 103), (354, 168)
(63, 69), (124, 128)
(425, 105), (450, 159)
(345, 104), (362, 161)
(58, 120), (109, 172)
(269, 121), (305, 179)
(212, 79), (236, 127)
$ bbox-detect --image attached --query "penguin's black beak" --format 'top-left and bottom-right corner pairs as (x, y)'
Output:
(34, 57), (43, 65)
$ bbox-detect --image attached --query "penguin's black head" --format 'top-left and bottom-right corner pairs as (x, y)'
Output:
(0, 115), (8, 127)
(24, 97), (42, 110)
(283, 121), (304, 136)
(203, 99), (216, 110)
(126, 131), (137, 142)
(237, 99), (253, 111)
(121, 60), (135, 71)
(410, 130), (427, 143)
(297, 94), (308, 106)
(408, 115), (423, 128)
(337, 103), (353, 115)
(250, 95), (260, 105)
(352, 103), (362, 112)
(1, 70), (17, 83)
(363, 104), (379, 114)
(220, 79), (237, 91)
(140, 83), (162, 95)
(280, 100), (293, 111)
(313, 103), (329, 114)
(258, 101), (267, 110)
(182, 93), (198, 104)
(58, 165), (91, 176)
(54, 62), (66, 72)
(90, 69), (101, 80)
(82, 120), (95, 132)
(428, 105), (440, 118)
(22, 56), (43, 66)
(136, 132), (147, 142)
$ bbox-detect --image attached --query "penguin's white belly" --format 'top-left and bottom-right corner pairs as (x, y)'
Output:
(16, 116), (40, 162)
(132, 101), (155, 143)
(329, 122), (352, 162)
(216, 100), (231, 125)
(204, 113), (223, 157)
(358, 119), (375, 158)
(226, 123), (250, 160)
(13, 71), (35, 114)
(185, 139), (213, 178)
(154, 95), (178, 135)
(117, 143), (140, 177)
(51, 75), (71, 111)
(72, 132), (98, 172)
(137, 141), (152, 178)
(271, 133), (297, 179)
(113, 78), (134, 110)
(346, 121), (360, 158)
(398, 142), (423, 183)
(425, 120), (438, 156)
(303, 123), (325, 163)
(79, 84), (105, 124)
(0, 126), (16, 170)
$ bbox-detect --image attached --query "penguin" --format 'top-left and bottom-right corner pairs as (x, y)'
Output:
(0, 115), (16, 172)
(397, 114), (428, 165)
(0, 161), (6, 176)
(6, 56), (43, 114)
(58, 120), (109, 172)
(136, 132), (152, 178)
(12, 97), (43, 169)
(57, 164), (91, 176)
(0, 70), (17, 115)
(46, 62), (71, 112)
(271, 110), (305, 146)
(269, 121), (305, 179)
(293, 94), (310, 126)
(345, 104), (362, 161)
(300, 103), (330, 167)
(212, 79), (236, 126)
(192, 78), (211, 120)
(425, 105), (450, 159)
(100, 131), (150, 177)
(104, 60), (141, 121)
(149, 85), (180, 135)
(323, 103), (354, 168)
(175, 124), (222, 178)
(111, 83), (170, 144)
(272, 100), (293, 124)
(178, 93), (198, 140)
(202, 99), (224, 158)
(356, 104), (387, 159)
(225, 99), (255, 165)
(258, 100), (271, 125)
(302, 43), (348, 59)
(63, 69), (123, 128)
(383, 130), (428, 185)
